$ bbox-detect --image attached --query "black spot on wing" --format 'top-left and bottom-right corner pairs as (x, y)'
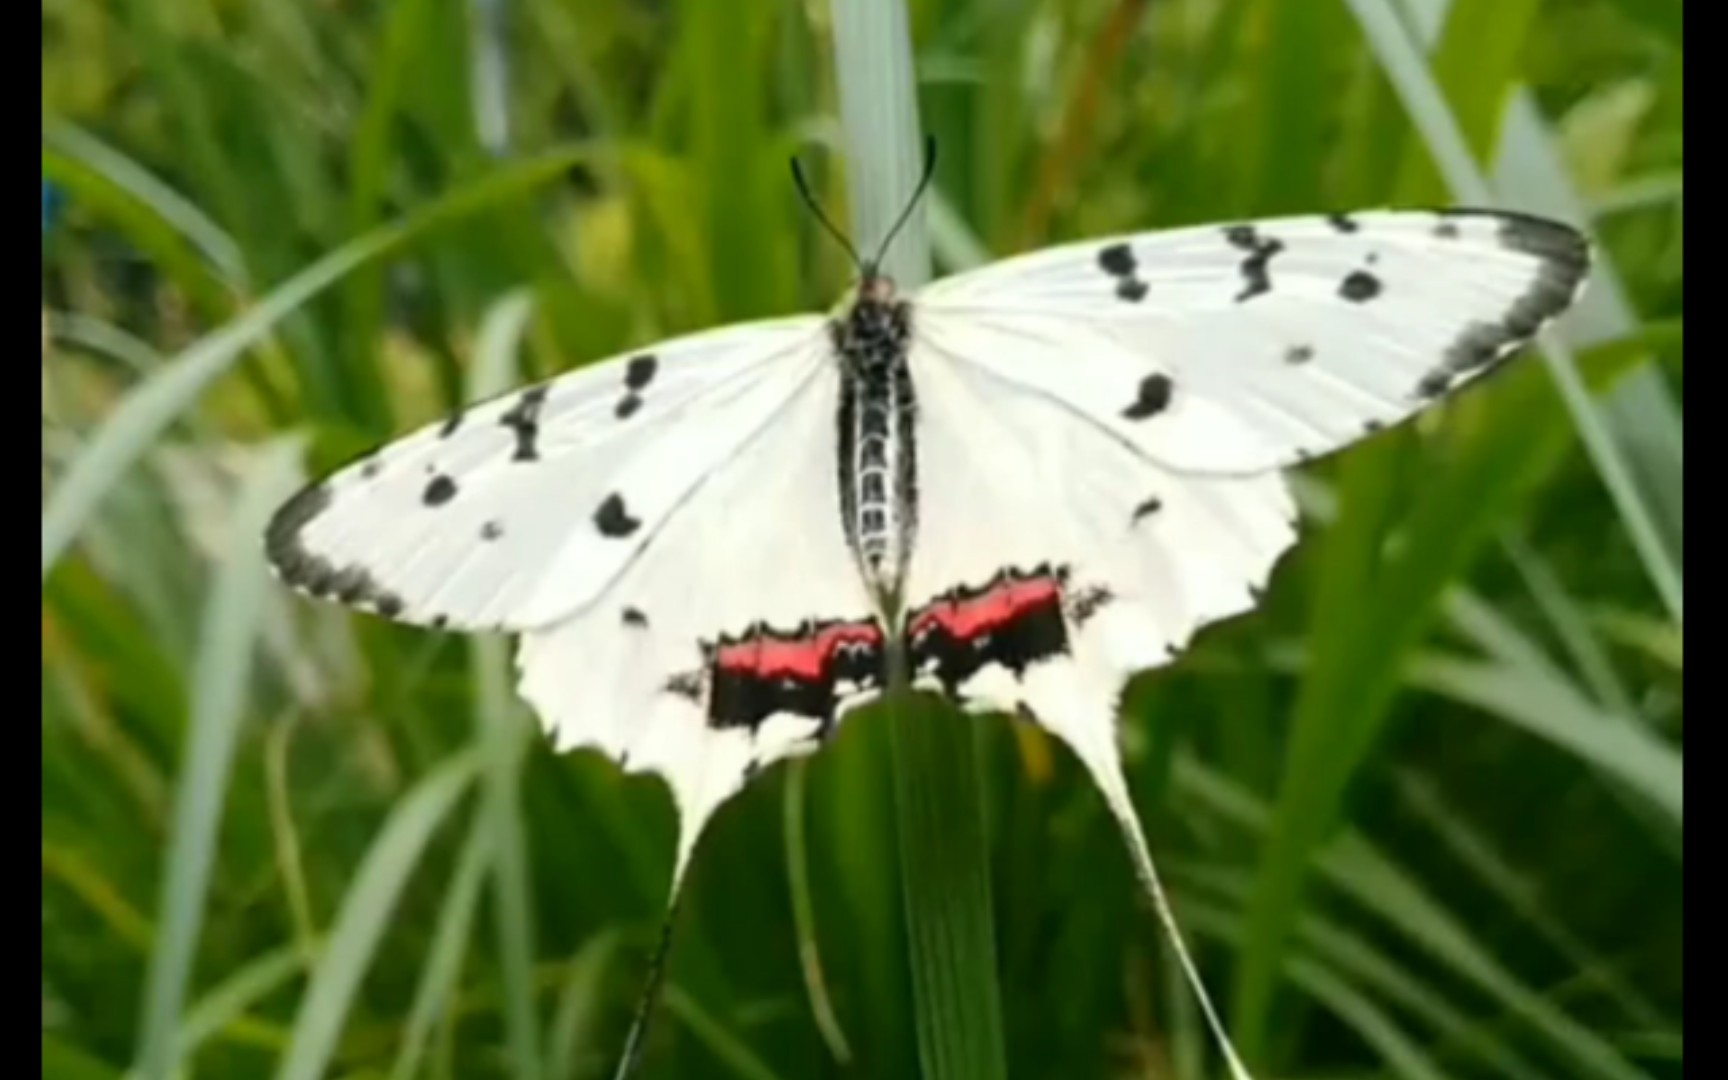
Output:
(1417, 370), (1453, 399)
(594, 493), (641, 537)
(1413, 210), (1590, 399)
(622, 606), (649, 628)
(1123, 374), (1174, 420)
(480, 519), (503, 541)
(423, 475), (458, 506)
(625, 354), (658, 391)
(500, 385), (549, 462)
(1223, 224), (1284, 302)
(360, 457), (383, 479)
(1131, 496), (1162, 522)
(615, 393), (642, 420)
(1286, 344), (1314, 364)
(264, 484), (407, 620)
(1340, 270), (1382, 302)
(1097, 242), (1150, 303)
(439, 409), (464, 437)
(265, 482), (332, 571)
(665, 672), (703, 702)
(1327, 212), (1359, 233)
(1066, 585), (1113, 625)
(1098, 243), (1137, 277)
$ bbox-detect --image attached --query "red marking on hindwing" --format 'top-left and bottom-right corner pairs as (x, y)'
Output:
(909, 574), (1062, 643)
(715, 621), (884, 681)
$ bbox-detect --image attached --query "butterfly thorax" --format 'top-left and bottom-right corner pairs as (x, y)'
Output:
(832, 277), (918, 606)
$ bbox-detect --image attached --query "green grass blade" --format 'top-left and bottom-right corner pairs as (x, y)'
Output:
(45, 311), (165, 376)
(40, 147), (585, 578)
(1181, 759), (1659, 1080)
(272, 747), (484, 1080)
(42, 119), (246, 286)
(888, 700), (1009, 1080)
(783, 761), (854, 1064)
(168, 945), (307, 1066)
(131, 437), (305, 1080)
(832, 2), (1006, 1078)
(1403, 652), (1681, 822)
(339, 0), (438, 433)
(544, 931), (624, 1080)
(388, 811), (493, 1080)
(662, 987), (789, 1080)
(1179, 899), (1453, 1080)
(1393, 771), (1666, 1027)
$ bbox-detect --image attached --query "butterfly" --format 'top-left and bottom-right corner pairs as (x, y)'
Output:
(263, 140), (1590, 1078)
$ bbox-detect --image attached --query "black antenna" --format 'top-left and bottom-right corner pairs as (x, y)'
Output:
(790, 155), (865, 272)
(868, 135), (939, 272)
(610, 900), (683, 1080)
(790, 135), (940, 277)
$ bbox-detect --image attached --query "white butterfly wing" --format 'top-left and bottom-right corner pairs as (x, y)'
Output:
(517, 363), (884, 884)
(902, 344), (1294, 1080)
(914, 208), (1589, 474)
(265, 316), (828, 632)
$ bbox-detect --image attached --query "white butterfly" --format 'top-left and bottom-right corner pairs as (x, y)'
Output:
(265, 152), (1589, 1077)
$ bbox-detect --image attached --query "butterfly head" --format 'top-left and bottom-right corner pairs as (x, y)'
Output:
(857, 271), (899, 305)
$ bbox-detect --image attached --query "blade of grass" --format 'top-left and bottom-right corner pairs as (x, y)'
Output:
(131, 436), (305, 1080)
(1181, 758), (1659, 1080)
(166, 945), (307, 1066)
(388, 809), (493, 1080)
(1392, 770), (1666, 1027)
(832, 3), (1007, 1079)
(45, 311), (165, 376)
(339, 0), (438, 433)
(1401, 653), (1681, 822)
(272, 746), (484, 1080)
(545, 930), (625, 1080)
(662, 986), (789, 1080)
(41, 840), (155, 955)
(1232, 0), (1352, 215)
(1180, 899), (1453, 1080)
(42, 119), (246, 287)
(265, 715), (319, 963)
(783, 760), (854, 1065)
(41, 146), (586, 578)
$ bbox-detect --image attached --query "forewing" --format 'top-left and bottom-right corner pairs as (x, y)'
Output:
(914, 208), (1589, 474)
(265, 316), (828, 632)
(516, 363), (884, 885)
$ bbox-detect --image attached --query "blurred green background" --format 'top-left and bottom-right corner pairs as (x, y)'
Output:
(41, 0), (1682, 1078)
